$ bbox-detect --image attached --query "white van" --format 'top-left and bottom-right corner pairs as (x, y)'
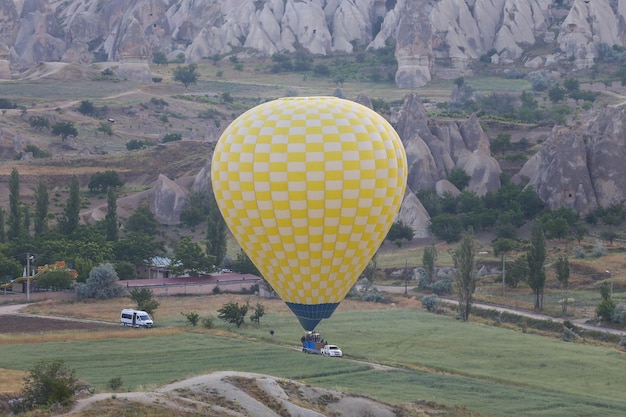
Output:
(120, 309), (153, 328)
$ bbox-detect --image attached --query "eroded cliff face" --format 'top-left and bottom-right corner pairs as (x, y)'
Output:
(3, 0), (626, 86)
(519, 107), (626, 214)
(396, 93), (501, 196)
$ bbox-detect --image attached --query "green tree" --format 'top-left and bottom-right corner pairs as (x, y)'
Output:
(448, 168), (471, 190)
(22, 204), (30, 236)
(596, 282), (615, 322)
(35, 269), (74, 290)
(152, 51), (168, 65)
(218, 301), (249, 327)
(386, 221), (414, 243)
(75, 263), (127, 299)
(548, 85), (566, 102)
(453, 228), (477, 321)
(527, 221), (547, 310)
(58, 176), (80, 236)
(8, 168), (21, 241)
(206, 195), (227, 267)
(0, 254), (22, 288)
(51, 121), (78, 140)
(113, 232), (165, 265)
(129, 287), (160, 316)
(105, 187), (119, 242)
(250, 302), (265, 325)
(0, 208), (5, 243)
(77, 100), (95, 115)
(173, 63), (199, 88)
(96, 121), (113, 136)
(88, 170), (123, 193)
(34, 181), (49, 236)
(422, 244), (438, 284)
(73, 257), (94, 283)
(574, 222), (589, 244)
(125, 206), (158, 235)
(232, 248), (260, 275)
(430, 214), (462, 243)
(600, 229), (618, 245)
(180, 192), (210, 228)
(113, 261), (137, 280)
(20, 359), (78, 411)
(162, 132), (182, 142)
(170, 236), (214, 276)
(28, 115), (50, 130)
(555, 255), (570, 314)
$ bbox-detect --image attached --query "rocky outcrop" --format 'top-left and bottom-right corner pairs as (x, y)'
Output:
(397, 190), (431, 238)
(519, 107), (626, 213)
(151, 174), (189, 225)
(3, 0), (626, 85)
(396, 93), (501, 196)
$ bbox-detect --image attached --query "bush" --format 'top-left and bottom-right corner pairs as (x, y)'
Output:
(201, 316), (214, 329)
(611, 303), (626, 324)
(562, 326), (580, 342)
(591, 241), (606, 257)
(129, 287), (159, 316)
(107, 376), (123, 391)
(162, 132), (182, 143)
(572, 246), (586, 258)
(596, 298), (616, 322)
(181, 311), (200, 326)
(19, 359), (78, 411)
(421, 294), (439, 312)
(75, 264), (127, 299)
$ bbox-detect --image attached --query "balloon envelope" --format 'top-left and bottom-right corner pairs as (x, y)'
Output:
(211, 96), (407, 330)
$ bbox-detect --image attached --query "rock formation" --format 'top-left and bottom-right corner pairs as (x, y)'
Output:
(151, 174), (189, 225)
(396, 93), (501, 196)
(397, 190), (431, 238)
(519, 107), (626, 213)
(2, 0), (626, 86)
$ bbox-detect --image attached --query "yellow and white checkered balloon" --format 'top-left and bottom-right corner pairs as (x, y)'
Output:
(211, 96), (407, 330)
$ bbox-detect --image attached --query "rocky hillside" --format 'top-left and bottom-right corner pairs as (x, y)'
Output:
(2, 0), (626, 87)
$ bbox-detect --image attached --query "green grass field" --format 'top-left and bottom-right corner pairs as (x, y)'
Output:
(1, 305), (625, 417)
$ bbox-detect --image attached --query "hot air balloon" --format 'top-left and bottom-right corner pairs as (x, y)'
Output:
(211, 96), (407, 331)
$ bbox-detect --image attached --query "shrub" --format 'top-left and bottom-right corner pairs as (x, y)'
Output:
(162, 132), (182, 143)
(431, 278), (453, 295)
(19, 359), (78, 411)
(591, 241), (606, 257)
(421, 294), (439, 312)
(181, 311), (200, 326)
(107, 376), (123, 391)
(596, 298), (616, 322)
(572, 246), (586, 258)
(611, 303), (626, 324)
(217, 301), (249, 327)
(562, 326), (580, 342)
(75, 264), (127, 299)
(201, 316), (214, 329)
(618, 337), (626, 348)
(126, 139), (148, 150)
(129, 287), (159, 316)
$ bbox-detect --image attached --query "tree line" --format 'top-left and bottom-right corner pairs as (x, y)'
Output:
(0, 168), (232, 289)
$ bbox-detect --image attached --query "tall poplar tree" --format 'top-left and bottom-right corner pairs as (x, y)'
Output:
(105, 187), (118, 242)
(8, 168), (21, 241)
(206, 195), (227, 267)
(0, 208), (5, 243)
(527, 221), (547, 310)
(34, 181), (49, 236)
(453, 228), (477, 321)
(59, 175), (80, 236)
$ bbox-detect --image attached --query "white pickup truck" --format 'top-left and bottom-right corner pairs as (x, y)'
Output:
(320, 344), (343, 357)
